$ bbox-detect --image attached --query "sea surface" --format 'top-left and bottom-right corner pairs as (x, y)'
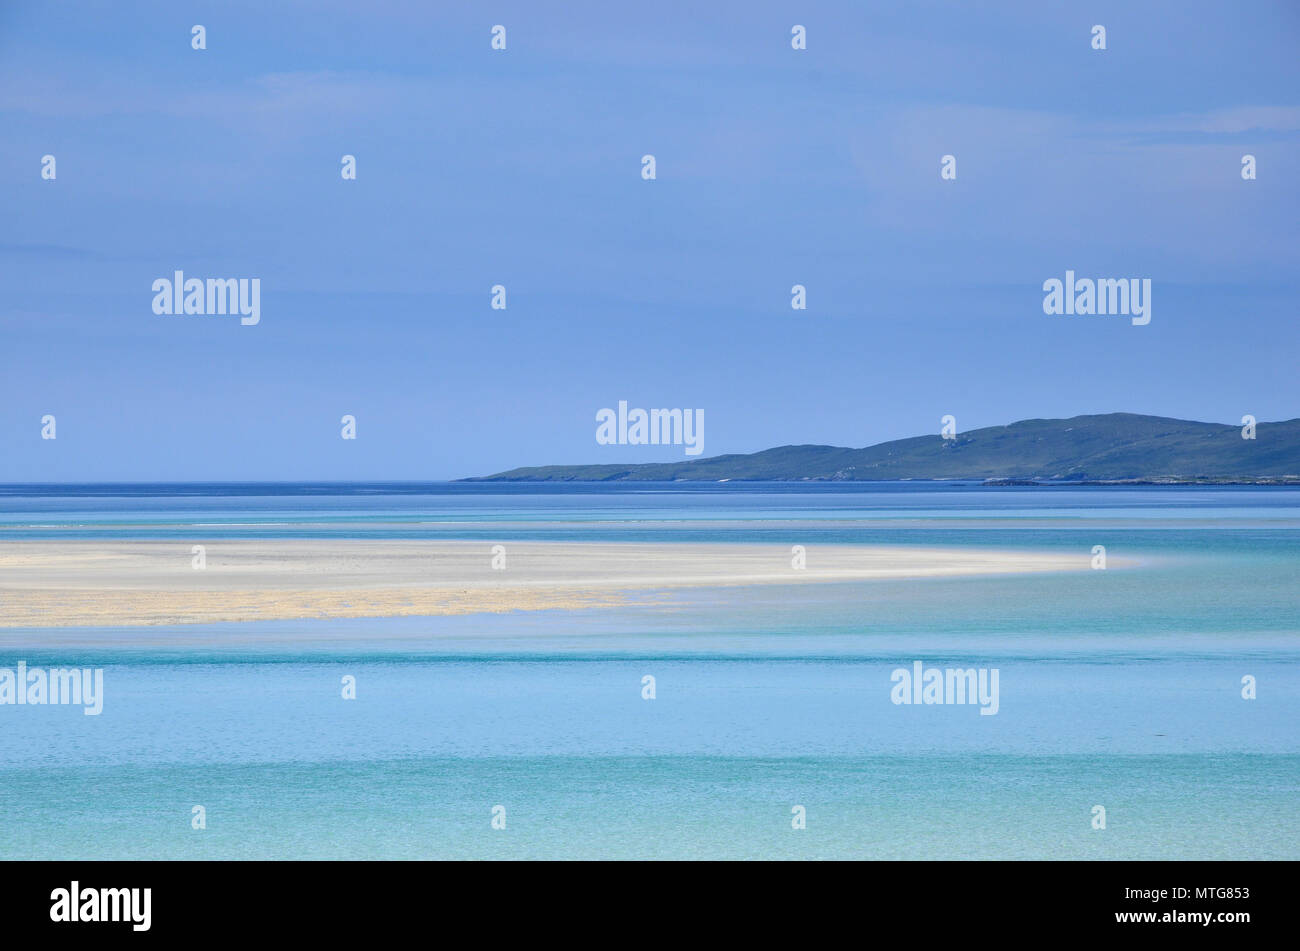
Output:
(1, 483), (1297, 859)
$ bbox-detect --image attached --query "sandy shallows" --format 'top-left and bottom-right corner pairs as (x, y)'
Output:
(0, 539), (1091, 628)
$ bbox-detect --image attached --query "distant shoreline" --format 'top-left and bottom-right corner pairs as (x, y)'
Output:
(467, 478), (1300, 487)
(465, 412), (1300, 483)
(1, 479), (1299, 497)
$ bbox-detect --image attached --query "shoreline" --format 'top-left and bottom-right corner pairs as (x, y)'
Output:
(3, 479), (1300, 497)
(0, 539), (1099, 629)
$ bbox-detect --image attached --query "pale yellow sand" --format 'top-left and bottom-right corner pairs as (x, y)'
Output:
(0, 539), (1096, 628)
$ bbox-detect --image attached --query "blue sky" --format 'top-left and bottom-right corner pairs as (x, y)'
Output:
(2, 0), (1297, 480)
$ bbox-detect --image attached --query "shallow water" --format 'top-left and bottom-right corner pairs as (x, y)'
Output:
(1, 484), (1297, 859)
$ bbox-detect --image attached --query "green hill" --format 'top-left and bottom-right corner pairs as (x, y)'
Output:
(465, 413), (1300, 483)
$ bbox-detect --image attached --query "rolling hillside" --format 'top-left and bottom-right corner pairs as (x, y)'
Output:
(466, 413), (1300, 483)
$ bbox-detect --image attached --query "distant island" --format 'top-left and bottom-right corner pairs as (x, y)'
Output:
(465, 413), (1300, 484)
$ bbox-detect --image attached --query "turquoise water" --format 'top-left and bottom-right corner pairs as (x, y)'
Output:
(1, 484), (1297, 859)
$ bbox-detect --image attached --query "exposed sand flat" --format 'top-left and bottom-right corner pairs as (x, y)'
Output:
(0, 539), (1096, 628)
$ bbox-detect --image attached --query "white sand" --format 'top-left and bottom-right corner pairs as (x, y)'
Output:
(0, 539), (1093, 628)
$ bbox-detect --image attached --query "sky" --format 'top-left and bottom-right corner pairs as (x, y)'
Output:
(1, 0), (1297, 481)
